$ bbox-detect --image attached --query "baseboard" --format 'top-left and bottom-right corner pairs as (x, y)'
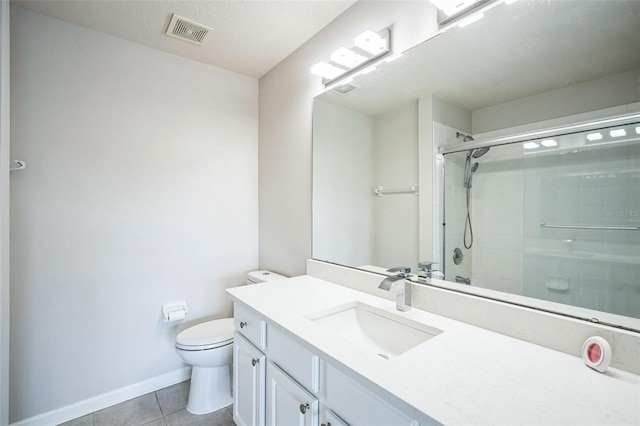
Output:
(10, 367), (192, 426)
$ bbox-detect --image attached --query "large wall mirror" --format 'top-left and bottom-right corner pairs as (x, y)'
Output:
(312, 0), (640, 331)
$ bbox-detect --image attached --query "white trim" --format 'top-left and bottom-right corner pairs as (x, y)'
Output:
(0, 1), (10, 425)
(10, 367), (192, 426)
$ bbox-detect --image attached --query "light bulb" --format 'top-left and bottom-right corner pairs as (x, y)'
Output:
(354, 30), (387, 55)
(330, 47), (367, 69)
(310, 62), (345, 79)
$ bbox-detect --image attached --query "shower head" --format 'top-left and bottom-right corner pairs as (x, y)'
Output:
(471, 147), (490, 158)
(471, 162), (479, 173)
(456, 132), (474, 142)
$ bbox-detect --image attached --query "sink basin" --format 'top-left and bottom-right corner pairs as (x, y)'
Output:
(306, 302), (442, 359)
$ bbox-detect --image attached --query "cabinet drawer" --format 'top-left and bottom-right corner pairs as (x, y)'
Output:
(267, 325), (320, 393)
(235, 303), (266, 350)
(325, 364), (417, 426)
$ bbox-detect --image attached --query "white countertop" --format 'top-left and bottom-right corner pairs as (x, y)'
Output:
(227, 275), (640, 425)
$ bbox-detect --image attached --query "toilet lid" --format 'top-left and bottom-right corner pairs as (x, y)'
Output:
(176, 318), (234, 348)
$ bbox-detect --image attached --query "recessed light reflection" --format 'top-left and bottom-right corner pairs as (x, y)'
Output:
(458, 12), (484, 28)
(610, 129), (626, 138)
(541, 139), (557, 147)
(360, 65), (377, 75)
(586, 133), (602, 141)
(636, 127), (640, 135)
(523, 142), (539, 150)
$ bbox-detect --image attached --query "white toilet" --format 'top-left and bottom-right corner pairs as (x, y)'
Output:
(175, 270), (286, 414)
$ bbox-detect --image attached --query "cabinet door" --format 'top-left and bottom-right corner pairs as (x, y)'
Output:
(321, 407), (350, 426)
(234, 332), (266, 426)
(266, 361), (318, 426)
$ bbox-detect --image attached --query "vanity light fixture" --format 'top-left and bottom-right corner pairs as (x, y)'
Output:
(310, 62), (346, 80)
(541, 139), (558, 147)
(311, 28), (391, 88)
(609, 129), (626, 138)
(331, 47), (367, 68)
(354, 29), (387, 55)
(523, 142), (539, 150)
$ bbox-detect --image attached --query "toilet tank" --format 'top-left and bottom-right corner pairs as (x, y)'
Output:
(247, 270), (287, 285)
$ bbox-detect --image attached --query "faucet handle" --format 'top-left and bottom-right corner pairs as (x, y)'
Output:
(386, 266), (411, 275)
(418, 261), (439, 271)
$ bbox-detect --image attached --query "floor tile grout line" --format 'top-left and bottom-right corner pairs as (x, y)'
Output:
(153, 389), (165, 418)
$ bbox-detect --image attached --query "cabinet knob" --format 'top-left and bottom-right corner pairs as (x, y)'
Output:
(239, 321), (248, 328)
(251, 358), (260, 366)
(299, 403), (310, 414)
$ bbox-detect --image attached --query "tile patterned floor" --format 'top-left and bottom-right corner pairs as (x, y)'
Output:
(58, 381), (235, 426)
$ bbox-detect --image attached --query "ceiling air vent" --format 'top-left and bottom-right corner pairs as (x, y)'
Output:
(165, 14), (212, 45)
(331, 83), (359, 96)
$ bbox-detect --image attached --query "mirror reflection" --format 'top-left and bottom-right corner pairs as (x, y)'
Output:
(312, 0), (640, 327)
(442, 123), (640, 318)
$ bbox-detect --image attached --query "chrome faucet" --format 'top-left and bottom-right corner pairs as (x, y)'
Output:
(418, 261), (444, 281)
(378, 266), (411, 312)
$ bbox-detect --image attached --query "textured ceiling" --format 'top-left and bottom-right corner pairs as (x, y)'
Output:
(12, 0), (357, 78)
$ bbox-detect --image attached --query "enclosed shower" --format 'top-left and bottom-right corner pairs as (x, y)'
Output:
(438, 114), (640, 319)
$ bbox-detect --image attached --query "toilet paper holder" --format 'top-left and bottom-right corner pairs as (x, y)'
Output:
(162, 301), (188, 322)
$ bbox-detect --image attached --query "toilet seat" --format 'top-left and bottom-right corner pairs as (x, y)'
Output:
(176, 318), (234, 351)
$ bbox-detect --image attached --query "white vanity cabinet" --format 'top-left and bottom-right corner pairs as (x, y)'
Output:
(233, 332), (266, 426)
(232, 301), (422, 426)
(266, 361), (319, 426)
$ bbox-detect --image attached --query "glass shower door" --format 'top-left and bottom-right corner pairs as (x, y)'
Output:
(441, 119), (640, 318)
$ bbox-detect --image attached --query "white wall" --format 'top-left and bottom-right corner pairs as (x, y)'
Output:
(312, 99), (374, 266)
(472, 69), (640, 134)
(259, 1), (439, 277)
(373, 102), (419, 269)
(0, 1), (10, 424)
(10, 8), (258, 423)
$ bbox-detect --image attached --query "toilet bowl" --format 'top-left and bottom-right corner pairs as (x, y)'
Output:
(175, 318), (234, 414)
(175, 270), (286, 415)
